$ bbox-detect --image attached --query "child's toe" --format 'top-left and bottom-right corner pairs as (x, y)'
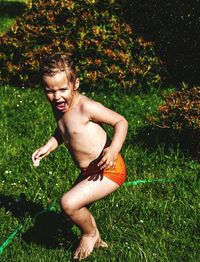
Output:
(95, 238), (108, 248)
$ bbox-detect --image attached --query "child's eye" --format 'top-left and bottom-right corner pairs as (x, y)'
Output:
(61, 87), (69, 92)
(45, 90), (53, 94)
(61, 89), (67, 92)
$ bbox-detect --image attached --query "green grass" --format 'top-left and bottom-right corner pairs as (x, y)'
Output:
(0, 16), (15, 34)
(0, 2), (200, 261)
(0, 86), (199, 261)
(0, 0), (27, 35)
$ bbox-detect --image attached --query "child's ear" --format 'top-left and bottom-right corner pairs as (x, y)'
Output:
(74, 78), (80, 90)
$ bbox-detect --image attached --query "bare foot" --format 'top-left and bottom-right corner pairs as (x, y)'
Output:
(95, 237), (108, 248)
(89, 214), (108, 249)
(73, 230), (99, 260)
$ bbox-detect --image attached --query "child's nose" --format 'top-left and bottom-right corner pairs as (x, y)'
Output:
(54, 91), (61, 100)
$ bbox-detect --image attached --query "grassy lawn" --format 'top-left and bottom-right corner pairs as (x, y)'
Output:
(0, 0), (27, 35)
(0, 86), (199, 261)
(0, 2), (200, 261)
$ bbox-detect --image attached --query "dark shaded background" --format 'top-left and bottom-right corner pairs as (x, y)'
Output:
(0, 1), (26, 17)
(120, 0), (200, 86)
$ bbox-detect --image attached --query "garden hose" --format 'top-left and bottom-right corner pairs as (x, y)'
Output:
(0, 178), (175, 255)
(123, 178), (175, 186)
(0, 205), (56, 255)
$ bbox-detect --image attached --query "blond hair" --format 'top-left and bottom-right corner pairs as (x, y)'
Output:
(41, 53), (77, 84)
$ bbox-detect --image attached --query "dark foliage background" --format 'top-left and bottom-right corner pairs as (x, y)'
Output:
(119, 0), (200, 86)
(0, 1), (26, 17)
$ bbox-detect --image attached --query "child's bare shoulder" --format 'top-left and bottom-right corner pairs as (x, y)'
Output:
(79, 94), (102, 113)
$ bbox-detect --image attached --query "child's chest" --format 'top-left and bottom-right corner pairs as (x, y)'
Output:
(57, 110), (88, 140)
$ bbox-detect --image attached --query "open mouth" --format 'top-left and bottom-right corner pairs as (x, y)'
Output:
(55, 101), (66, 110)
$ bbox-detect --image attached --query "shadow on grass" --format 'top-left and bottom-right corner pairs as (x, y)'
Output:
(131, 126), (199, 162)
(0, 193), (78, 250)
(0, 1), (26, 17)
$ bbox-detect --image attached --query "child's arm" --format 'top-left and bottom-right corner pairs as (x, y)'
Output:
(32, 127), (63, 166)
(98, 116), (128, 170)
(97, 115), (128, 170)
(84, 99), (128, 170)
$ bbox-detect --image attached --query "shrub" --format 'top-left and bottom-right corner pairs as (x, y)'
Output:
(0, 0), (164, 89)
(149, 87), (200, 159)
(155, 87), (200, 130)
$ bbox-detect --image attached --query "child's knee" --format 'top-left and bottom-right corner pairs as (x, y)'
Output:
(60, 193), (77, 216)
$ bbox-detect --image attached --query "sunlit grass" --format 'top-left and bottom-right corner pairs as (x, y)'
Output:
(0, 16), (15, 34)
(0, 86), (199, 261)
(0, 2), (199, 261)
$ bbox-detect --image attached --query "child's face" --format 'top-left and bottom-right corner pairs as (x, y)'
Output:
(43, 71), (79, 112)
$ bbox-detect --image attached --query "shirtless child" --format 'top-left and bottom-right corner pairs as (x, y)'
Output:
(32, 53), (128, 260)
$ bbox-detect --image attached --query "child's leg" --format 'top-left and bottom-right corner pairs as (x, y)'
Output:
(60, 175), (119, 259)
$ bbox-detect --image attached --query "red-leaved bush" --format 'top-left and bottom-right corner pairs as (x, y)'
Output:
(0, 0), (164, 89)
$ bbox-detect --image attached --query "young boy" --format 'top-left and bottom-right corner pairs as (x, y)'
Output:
(32, 53), (128, 260)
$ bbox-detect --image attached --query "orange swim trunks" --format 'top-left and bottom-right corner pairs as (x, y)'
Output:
(103, 154), (126, 186)
(82, 154), (126, 186)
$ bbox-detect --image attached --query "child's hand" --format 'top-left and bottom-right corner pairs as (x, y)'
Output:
(32, 146), (50, 167)
(97, 147), (118, 170)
